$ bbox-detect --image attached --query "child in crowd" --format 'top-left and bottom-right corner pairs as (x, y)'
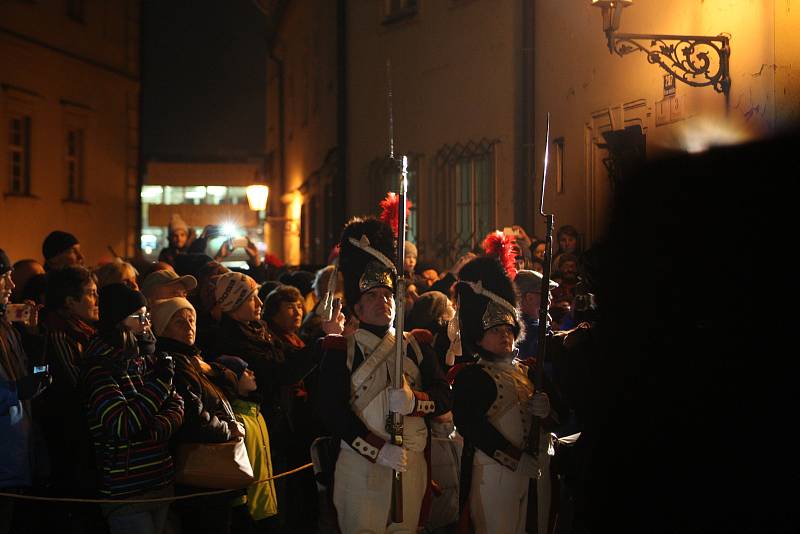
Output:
(216, 355), (279, 532)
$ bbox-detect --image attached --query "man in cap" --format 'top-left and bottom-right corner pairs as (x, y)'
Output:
(318, 217), (452, 533)
(42, 231), (84, 271)
(514, 269), (559, 360)
(451, 257), (551, 534)
(513, 269), (573, 534)
(140, 269), (198, 304)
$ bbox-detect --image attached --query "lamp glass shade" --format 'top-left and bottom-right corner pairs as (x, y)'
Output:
(246, 184), (270, 211)
(591, 0), (632, 6)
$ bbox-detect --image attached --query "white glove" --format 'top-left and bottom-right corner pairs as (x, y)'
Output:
(388, 377), (415, 415)
(376, 443), (408, 472)
(321, 298), (345, 335)
(445, 315), (462, 366)
(517, 452), (540, 479)
(529, 392), (551, 418)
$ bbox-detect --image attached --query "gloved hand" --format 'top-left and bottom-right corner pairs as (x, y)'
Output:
(376, 443), (408, 472)
(153, 353), (175, 384)
(16, 372), (51, 401)
(184, 387), (210, 424)
(227, 419), (245, 439)
(137, 330), (157, 358)
(529, 392), (551, 418)
(321, 298), (345, 335)
(388, 377), (415, 415)
(517, 452), (540, 479)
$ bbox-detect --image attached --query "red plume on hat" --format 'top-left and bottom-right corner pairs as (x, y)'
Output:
(327, 244), (340, 264)
(482, 230), (518, 280)
(379, 192), (413, 238)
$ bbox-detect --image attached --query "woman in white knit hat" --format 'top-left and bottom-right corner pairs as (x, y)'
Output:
(151, 296), (243, 534)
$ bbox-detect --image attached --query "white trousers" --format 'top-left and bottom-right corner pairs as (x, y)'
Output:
(469, 459), (530, 534)
(333, 447), (427, 534)
(537, 448), (552, 534)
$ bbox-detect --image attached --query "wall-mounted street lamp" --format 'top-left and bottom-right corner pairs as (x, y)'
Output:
(245, 184), (270, 212)
(591, 0), (731, 98)
(246, 180), (270, 246)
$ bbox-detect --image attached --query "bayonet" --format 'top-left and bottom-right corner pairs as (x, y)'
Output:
(530, 113), (554, 460)
(386, 58), (406, 525)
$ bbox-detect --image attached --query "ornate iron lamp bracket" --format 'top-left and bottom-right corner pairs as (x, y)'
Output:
(607, 32), (731, 96)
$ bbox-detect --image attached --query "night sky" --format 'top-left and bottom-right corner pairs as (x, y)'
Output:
(141, 0), (267, 162)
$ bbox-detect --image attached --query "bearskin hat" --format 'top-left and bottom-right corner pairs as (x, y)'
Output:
(455, 256), (520, 356)
(338, 216), (398, 308)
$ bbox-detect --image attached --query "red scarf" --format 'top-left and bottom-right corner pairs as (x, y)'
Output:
(42, 309), (96, 347)
(281, 332), (305, 349)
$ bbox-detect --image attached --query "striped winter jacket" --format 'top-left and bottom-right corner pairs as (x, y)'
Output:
(81, 333), (184, 498)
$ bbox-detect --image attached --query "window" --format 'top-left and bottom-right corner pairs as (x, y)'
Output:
(430, 139), (498, 266)
(66, 0), (86, 23)
(8, 114), (32, 195)
(383, 0), (418, 24)
(65, 128), (85, 201)
(455, 156), (492, 255)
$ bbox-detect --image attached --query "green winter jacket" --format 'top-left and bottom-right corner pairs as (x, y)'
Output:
(231, 398), (278, 520)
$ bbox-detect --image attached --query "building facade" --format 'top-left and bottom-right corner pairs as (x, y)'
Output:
(266, 0), (799, 267)
(533, 0), (800, 245)
(267, 0), (533, 269)
(265, 0), (343, 266)
(0, 0), (140, 264)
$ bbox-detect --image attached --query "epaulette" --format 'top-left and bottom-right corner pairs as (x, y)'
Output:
(409, 328), (433, 345)
(321, 334), (347, 351)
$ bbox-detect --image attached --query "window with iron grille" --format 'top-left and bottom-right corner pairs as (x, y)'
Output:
(8, 114), (32, 196)
(65, 128), (85, 201)
(430, 139), (497, 267)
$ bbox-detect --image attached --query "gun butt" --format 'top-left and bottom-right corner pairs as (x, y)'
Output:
(390, 470), (404, 524)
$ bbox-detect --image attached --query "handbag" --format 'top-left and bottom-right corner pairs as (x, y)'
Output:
(174, 398), (255, 489)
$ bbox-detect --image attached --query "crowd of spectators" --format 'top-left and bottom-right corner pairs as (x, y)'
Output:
(1, 218), (594, 534)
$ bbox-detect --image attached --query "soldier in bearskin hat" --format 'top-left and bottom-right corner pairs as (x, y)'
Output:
(451, 255), (552, 534)
(317, 216), (452, 533)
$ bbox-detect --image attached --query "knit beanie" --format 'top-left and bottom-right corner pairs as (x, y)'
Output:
(404, 241), (418, 260)
(169, 213), (189, 234)
(212, 272), (258, 314)
(407, 290), (449, 331)
(150, 297), (195, 337)
(42, 231), (79, 261)
(98, 283), (147, 329)
(216, 355), (249, 380)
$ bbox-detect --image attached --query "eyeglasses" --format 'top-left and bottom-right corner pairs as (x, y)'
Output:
(128, 311), (151, 325)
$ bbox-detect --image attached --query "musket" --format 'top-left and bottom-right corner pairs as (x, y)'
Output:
(528, 112), (553, 460)
(386, 59), (406, 525)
